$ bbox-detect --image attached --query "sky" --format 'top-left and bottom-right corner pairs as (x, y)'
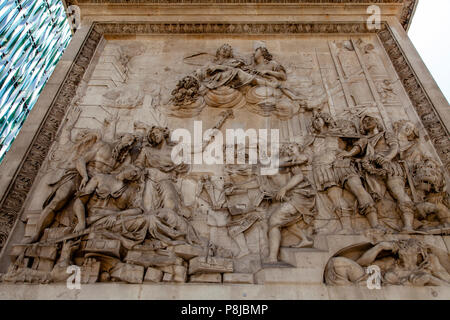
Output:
(408, 0), (450, 103)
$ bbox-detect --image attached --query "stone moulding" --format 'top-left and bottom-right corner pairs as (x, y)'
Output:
(0, 20), (448, 255)
(68, 0), (417, 30)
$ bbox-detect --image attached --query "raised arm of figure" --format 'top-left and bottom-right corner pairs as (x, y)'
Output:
(356, 241), (395, 267)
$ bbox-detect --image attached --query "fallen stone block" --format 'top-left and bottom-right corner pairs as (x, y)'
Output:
(110, 262), (144, 284)
(10, 244), (58, 261)
(190, 273), (222, 283)
(171, 244), (203, 260)
(81, 239), (122, 258)
(188, 256), (233, 275)
(125, 250), (182, 268)
(144, 267), (163, 283)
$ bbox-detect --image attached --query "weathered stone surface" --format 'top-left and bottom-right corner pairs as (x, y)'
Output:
(81, 239), (122, 259)
(10, 244), (58, 261)
(125, 250), (182, 268)
(110, 263), (144, 284)
(144, 267), (163, 283)
(159, 265), (187, 283)
(223, 273), (254, 284)
(80, 261), (101, 284)
(189, 257), (233, 275)
(170, 244), (203, 260)
(190, 273), (222, 283)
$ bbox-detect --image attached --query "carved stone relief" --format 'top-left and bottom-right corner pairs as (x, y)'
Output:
(0, 22), (448, 287)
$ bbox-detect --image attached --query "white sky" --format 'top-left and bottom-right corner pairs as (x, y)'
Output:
(408, 0), (450, 103)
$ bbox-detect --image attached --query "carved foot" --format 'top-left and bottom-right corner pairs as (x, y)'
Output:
(290, 238), (313, 248)
(264, 257), (278, 264)
(21, 235), (38, 245)
(400, 227), (415, 234)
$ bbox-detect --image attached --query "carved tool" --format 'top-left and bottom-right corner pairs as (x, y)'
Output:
(201, 109), (234, 152)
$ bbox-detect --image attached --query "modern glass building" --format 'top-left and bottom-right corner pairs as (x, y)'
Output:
(0, 0), (72, 162)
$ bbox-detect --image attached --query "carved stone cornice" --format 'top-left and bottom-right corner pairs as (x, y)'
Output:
(93, 22), (377, 34)
(67, 0), (417, 30)
(378, 27), (450, 173)
(0, 20), (447, 253)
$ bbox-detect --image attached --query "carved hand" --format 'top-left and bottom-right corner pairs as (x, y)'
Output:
(73, 221), (86, 233)
(337, 151), (349, 159)
(79, 176), (89, 190)
(104, 215), (117, 228)
(276, 188), (287, 201)
(375, 154), (387, 165)
(104, 112), (120, 126)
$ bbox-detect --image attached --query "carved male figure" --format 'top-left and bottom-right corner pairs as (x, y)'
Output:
(24, 128), (138, 243)
(340, 115), (414, 232)
(325, 239), (450, 286)
(309, 112), (360, 234)
(266, 143), (315, 263)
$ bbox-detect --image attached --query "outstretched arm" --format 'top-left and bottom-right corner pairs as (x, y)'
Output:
(60, 106), (81, 145)
(76, 147), (98, 189)
(381, 133), (399, 162)
(73, 176), (99, 232)
(102, 112), (119, 143)
(356, 241), (395, 267)
(276, 173), (304, 201)
(262, 69), (287, 81)
(279, 154), (309, 168)
(340, 145), (362, 159)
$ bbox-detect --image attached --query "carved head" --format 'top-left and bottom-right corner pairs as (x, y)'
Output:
(254, 46), (273, 62)
(394, 120), (419, 141)
(413, 157), (444, 192)
(311, 112), (335, 134)
(112, 133), (138, 163)
(360, 115), (384, 135)
(147, 126), (170, 147)
(280, 142), (301, 157)
(215, 44), (233, 60)
(363, 43), (375, 54)
(395, 239), (427, 268)
(73, 129), (100, 156)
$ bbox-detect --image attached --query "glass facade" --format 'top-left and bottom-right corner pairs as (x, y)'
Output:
(0, 0), (72, 162)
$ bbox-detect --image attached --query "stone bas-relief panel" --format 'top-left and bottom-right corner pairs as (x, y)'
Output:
(1, 34), (449, 286)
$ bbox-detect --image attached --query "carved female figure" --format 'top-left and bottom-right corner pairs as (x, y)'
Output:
(135, 125), (189, 216)
(245, 45), (305, 119)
